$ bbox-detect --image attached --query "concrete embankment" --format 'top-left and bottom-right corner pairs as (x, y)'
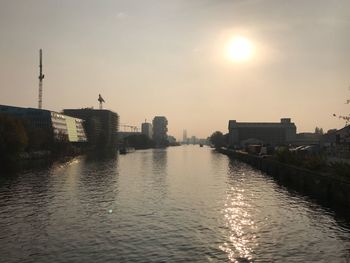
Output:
(219, 148), (350, 208)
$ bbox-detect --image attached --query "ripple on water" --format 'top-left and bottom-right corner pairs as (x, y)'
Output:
(0, 147), (350, 263)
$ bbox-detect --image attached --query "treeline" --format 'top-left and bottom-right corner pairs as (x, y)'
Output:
(122, 134), (177, 149)
(0, 114), (28, 172)
(123, 134), (155, 149)
(208, 131), (229, 149)
(0, 114), (78, 173)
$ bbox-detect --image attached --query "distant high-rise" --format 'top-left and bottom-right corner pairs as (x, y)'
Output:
(183, 129), (187, 143)
(152, 116), (168, 147)
(141, 121), (153, 139)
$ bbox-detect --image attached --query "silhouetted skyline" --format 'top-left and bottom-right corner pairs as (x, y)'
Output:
(0, 0), (349, 139)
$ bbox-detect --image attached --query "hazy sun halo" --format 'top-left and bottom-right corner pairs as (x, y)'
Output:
(226, 36), (254, 62)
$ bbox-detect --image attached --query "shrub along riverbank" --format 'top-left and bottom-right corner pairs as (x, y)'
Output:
(0, 114), (86, 174)
(274, 147), (350, 181)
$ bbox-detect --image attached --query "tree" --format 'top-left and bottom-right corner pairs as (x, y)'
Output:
(333, 86), (350, 125)
(315, 127), (324, 135)
(0, 114), (28, 172)
(124, 134), (155, 149)
(209, 131), (225, 149)
(25, 126), (52, 151)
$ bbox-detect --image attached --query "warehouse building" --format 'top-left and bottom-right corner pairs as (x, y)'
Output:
(228, 118), (296, 147)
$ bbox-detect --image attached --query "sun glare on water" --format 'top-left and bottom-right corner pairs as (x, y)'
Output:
(226, 36), (254, 62)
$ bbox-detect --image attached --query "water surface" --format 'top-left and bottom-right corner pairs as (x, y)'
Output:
(1, 146), (350, 262)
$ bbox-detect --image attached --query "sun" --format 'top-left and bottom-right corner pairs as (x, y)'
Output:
(226, 36), (254, 62)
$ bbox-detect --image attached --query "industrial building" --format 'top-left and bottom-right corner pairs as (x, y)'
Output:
(63, 108), (119, 148)
(228, 118), (296, 147)
(152, 116), (168, 146)
(141, 122), (153, 139)
(0, 105), (87, 142)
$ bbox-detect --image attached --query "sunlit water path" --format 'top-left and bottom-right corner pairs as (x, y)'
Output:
(1, 146), (350, 262)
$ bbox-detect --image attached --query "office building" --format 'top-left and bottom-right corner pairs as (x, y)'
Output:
(141, 122), (153, 139)
(152, 116), (168, 146)
(0, 104), (87, 142)
(64, 108), (119, 148)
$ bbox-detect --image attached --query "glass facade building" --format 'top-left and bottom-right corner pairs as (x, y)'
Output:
(0, 105), (87, 143)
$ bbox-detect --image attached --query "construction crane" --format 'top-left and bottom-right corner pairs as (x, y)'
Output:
(119, 123), (139, 132)
(38, 49), (45, 109)
(98, 94), (105, 109)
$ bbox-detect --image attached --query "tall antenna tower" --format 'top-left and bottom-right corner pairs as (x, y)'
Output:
(38, 49), (45, 109)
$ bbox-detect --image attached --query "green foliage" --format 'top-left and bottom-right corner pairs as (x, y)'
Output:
(330, 162), (350, 178)
(333, 88), (350, 125)
(25, 126), (52, 151)
(275, 147), (302, 165)
(124, 134), (155, 149)
(169, 141), (180, 146)
(275, 147), (327, 171)
(209, 131), (224, 149)
(303, 155), (327, 171)
(0, 114), (28, 172)
(315, 127), (324, 135)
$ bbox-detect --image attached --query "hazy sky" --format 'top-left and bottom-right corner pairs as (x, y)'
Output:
(0, 0), (349, 139)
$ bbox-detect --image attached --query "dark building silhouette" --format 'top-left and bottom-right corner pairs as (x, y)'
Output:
(152, 116), (168, 147)
(0, 104), (87, 142)
(228, 118), (296, 146)
(64, 108), (119, 149)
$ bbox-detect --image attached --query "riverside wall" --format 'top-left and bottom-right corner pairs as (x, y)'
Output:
(219, 148), (350, 208)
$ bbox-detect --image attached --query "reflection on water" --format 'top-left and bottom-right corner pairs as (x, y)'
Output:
(221, 188), (256, 262)
(0, 146), (350, 262)
(221, 159), (350, 262)
(152, 148), (168, 174)
(220, 161), (257, 262)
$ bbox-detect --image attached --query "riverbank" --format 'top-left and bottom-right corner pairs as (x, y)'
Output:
(0, 146), (120, 176)
(219, 148), (350, 208)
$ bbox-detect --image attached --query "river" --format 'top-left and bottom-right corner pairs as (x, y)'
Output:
(0, 146), (349, 262)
